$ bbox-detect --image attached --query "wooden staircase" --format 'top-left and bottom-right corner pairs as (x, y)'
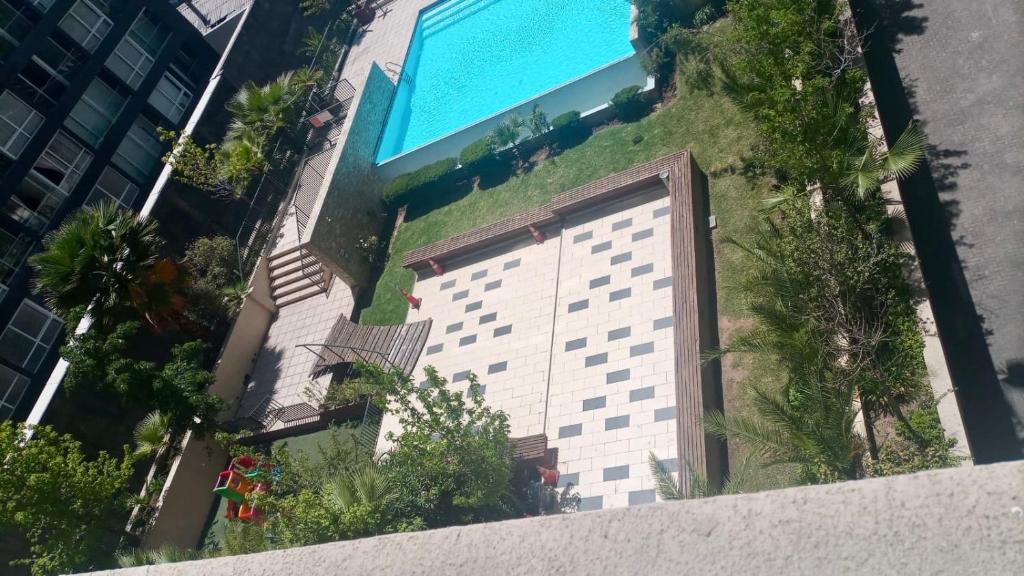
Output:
(268, 245), (332, 308)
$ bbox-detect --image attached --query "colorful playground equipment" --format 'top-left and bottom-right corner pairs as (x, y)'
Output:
(212, 455), (280, 523)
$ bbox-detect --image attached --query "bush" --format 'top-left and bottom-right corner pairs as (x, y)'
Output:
(383, 157), (458, 204)
(611, 85), (647, 121)
(459, 136), (495, 171)
(550, 110), (581, 131)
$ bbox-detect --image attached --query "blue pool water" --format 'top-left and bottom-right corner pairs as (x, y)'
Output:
(375, 0), (635, 163)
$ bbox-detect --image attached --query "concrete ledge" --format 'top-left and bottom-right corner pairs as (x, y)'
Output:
(91, 462), (1024, 575)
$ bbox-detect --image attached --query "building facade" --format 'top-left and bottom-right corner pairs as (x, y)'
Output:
(0, 0), (217, 421)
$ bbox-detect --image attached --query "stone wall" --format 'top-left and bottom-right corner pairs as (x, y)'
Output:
(92, 461), (1024, 575)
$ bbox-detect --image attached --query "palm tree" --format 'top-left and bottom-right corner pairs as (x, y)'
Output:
(322, 459), (395, 513)
(762, 123), (928, 211)
(225, 69), (321, 147)
(29, 202), (185, 330)
(843, 123), (928, 198)
(648, 452), (760, 499)
(133, 410), (172, 459)
(490, 114), (527, 161)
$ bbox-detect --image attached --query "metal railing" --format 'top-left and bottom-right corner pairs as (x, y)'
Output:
(233, 19), (356, 281)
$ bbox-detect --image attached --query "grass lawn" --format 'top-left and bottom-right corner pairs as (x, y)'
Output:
(359, 21), (789, 484)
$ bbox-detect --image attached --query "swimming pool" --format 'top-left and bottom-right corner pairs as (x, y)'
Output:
(375, 0), (636, 164)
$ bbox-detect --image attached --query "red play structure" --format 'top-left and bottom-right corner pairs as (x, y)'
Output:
(212, 455), (280, 524)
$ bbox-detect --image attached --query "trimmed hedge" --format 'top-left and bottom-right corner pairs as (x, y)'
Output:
(551, 110), (581, 131)
(459, 136), (495, 171)
(611, 85), (646, 121)
(383, 157), (458, 204)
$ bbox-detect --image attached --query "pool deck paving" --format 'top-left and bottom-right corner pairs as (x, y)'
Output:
(379, 188), (680, 510)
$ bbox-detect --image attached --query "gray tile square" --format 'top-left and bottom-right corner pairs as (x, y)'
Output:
(655, 407), (678, 421)
(452, 289), (469, 301)
(591, 241), (612, 254)
(585, 353), (608, 367)
(589, 275), (611, 289)
(653, 276), (673, 290)
(654, 458), (679, 473)
(453, 370), (472, 382)
(629, 489), (657, 506)
(558, 472), (579, 488)
(653, 316), (673, 330)
(446, 322), (463, 334)
(439, 279), (457, 291)
(493, 324), (513, 337)
(559, 423), (582, 438)
(629, 386), (655, 402)
(582, 396), (606, 411)
(425, 343), (444, 355)
(479, 312), (497, 325)
(653, 205), (671, 219)
(609, 288), (632, 302)
(503, 258), (521, 270)
(459, 334), (477, 347)
(605, 415), (630, 430)
(608, 326), (631, 341)
(612, 218), (633, 231)
(573, 230), (593, 244)
(632, 228), (654, 242)
(578, 495), (603, 512)
(484, 279), (502, 291)
(487, 361), (507, 374)
(568, 299), (589, 313)
(631, 263), (654, 277)
(465, 301), (482, 313)
(630, 342), (654, 357)
(606, 369), (630, 384)
(565, 337), (588, 352)
(471, 269), (488, 281)
(603, 464), (630, 481)
(610, 252), (632, 265)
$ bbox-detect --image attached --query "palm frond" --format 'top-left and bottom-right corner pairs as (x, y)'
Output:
(133, 410), (172, 458)
(115, 548), (151, 568)
(647, 451), (683, 500)
(880, 123), (927, 181)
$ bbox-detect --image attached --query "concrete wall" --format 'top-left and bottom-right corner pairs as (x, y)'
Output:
(140, 255), (276, 549)
(141, 433), (228, 550)
(305, 64), (395, 288)
(95, 461), (1024, 574)
(376, 53), (652, 179)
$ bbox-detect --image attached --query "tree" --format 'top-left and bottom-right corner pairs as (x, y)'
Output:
(648, 452), (763, 499)
(349, 364), (517, 528)
(490, 114), (527, 162)
(133, 410), (173, 458)
(225, 69), (320, 150)
(62, 322), (225, 433)
(526, 104), (549, 138)
(0, 422), (133, 576)
(29, 202), (185, 330)
(159, 129), (263, 199)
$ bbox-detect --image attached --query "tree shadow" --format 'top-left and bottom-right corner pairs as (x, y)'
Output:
(870, 0), (929, 52)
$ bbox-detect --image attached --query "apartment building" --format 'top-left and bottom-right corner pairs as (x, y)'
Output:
(0, 0), (218, 421)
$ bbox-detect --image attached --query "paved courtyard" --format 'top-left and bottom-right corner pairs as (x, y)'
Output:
(380, 188), (681, 511)
(239, 283), (354, 419)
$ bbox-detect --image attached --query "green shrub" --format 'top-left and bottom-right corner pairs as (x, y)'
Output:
(383, 157), (458, 204)
(459, 136), (495, 171)
(611, 85), (647, 121)
(550, 110), (581, 131)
